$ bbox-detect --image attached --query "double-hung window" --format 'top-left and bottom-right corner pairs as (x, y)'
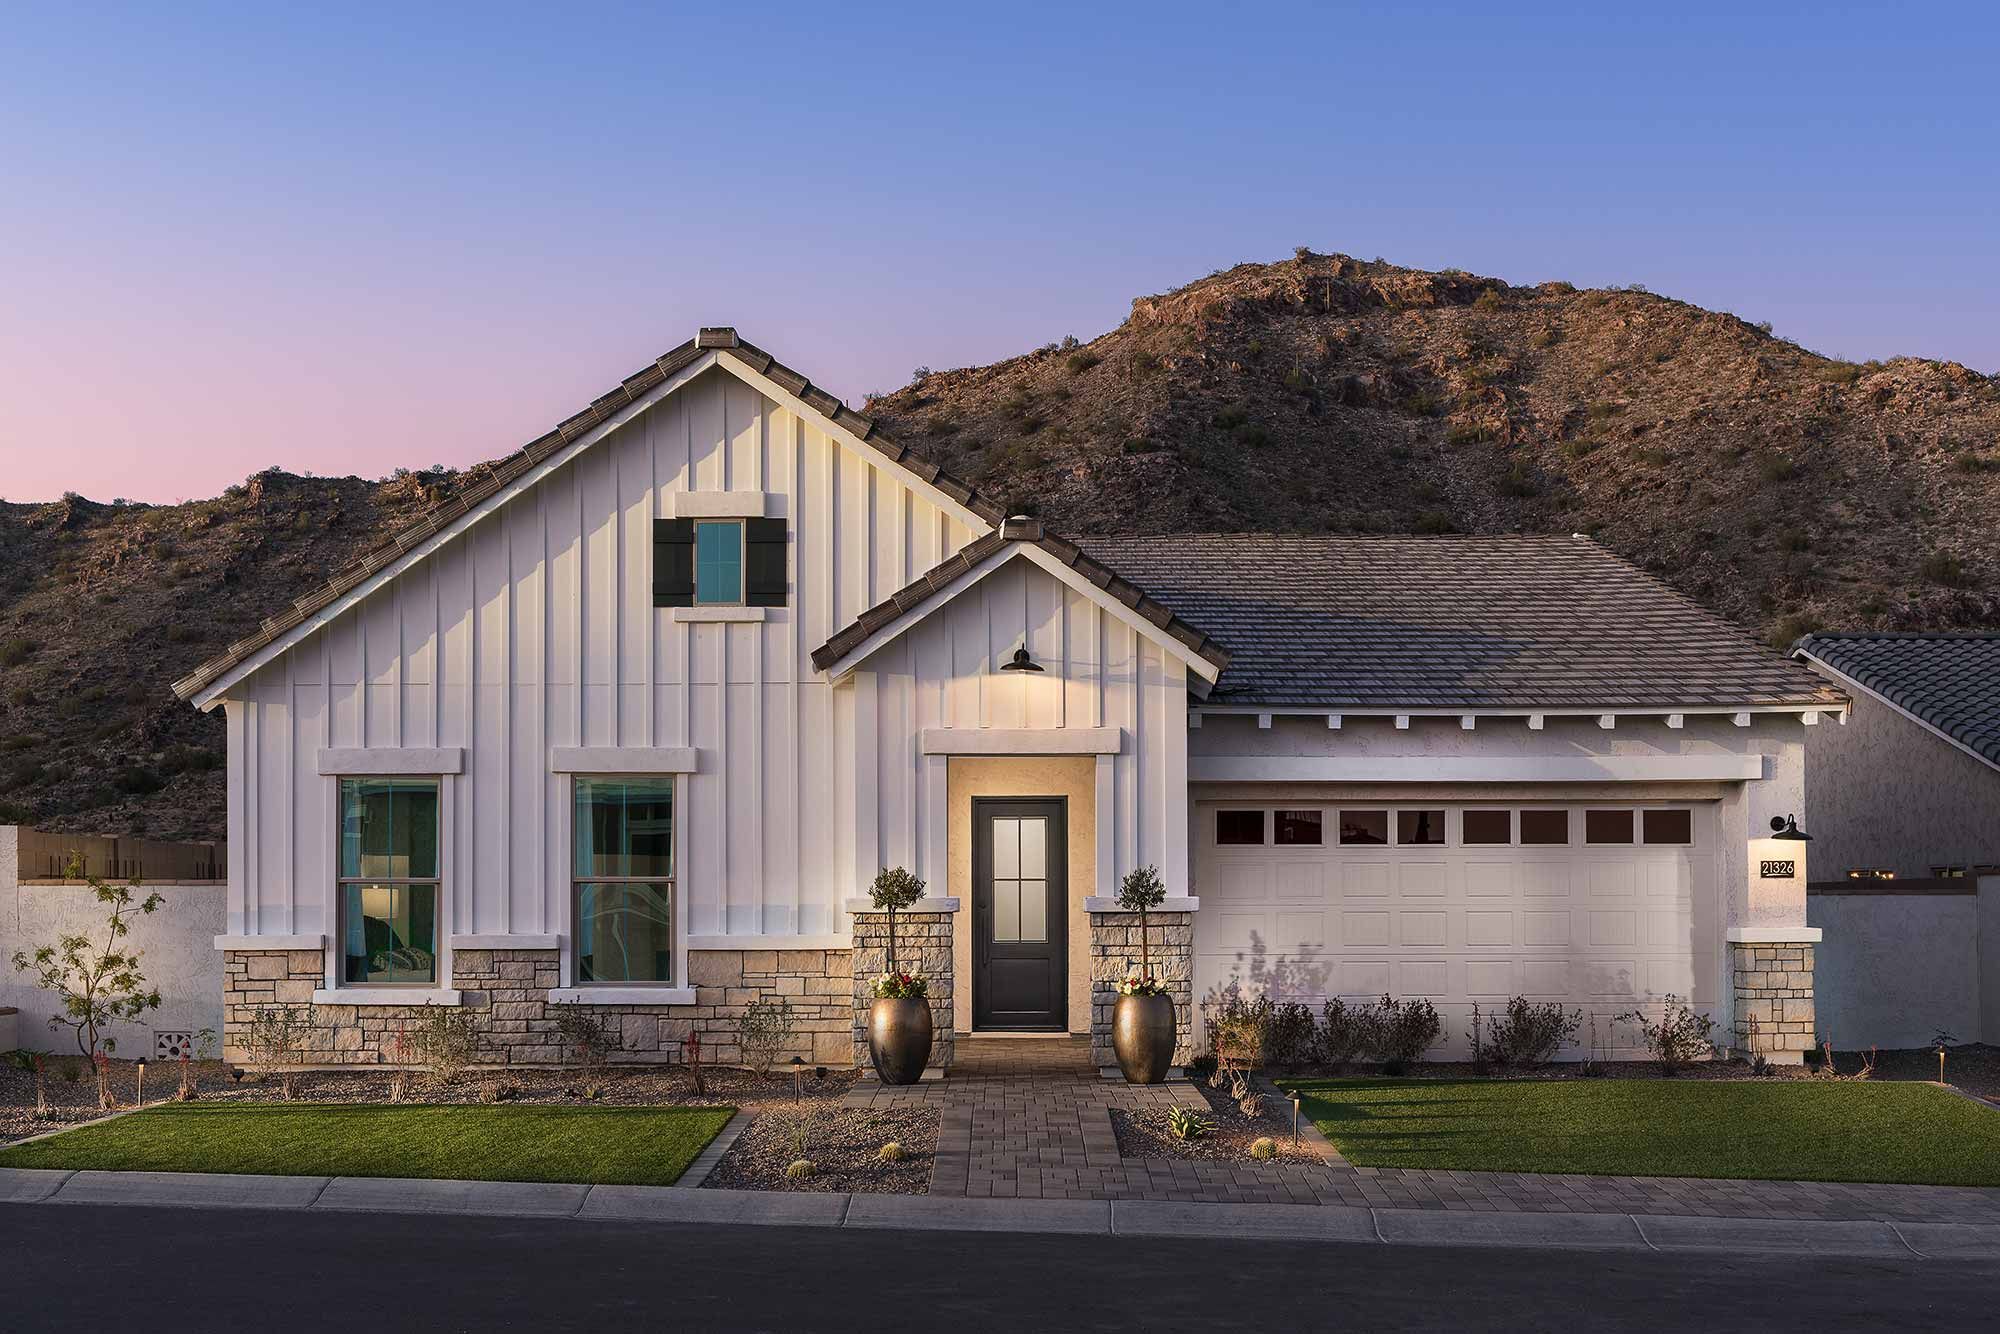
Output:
(338, 778), (439, 985)
(574, 777), (676, 985)
(693, 520), (744, 605)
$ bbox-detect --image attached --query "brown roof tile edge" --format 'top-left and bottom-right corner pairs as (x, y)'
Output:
(172, 329), (1017, 703)
(808, 517), (1233, 678)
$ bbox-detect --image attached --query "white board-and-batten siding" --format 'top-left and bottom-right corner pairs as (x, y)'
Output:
(220, 365), (1189, 962)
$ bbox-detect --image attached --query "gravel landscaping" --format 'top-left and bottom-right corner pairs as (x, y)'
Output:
(704, 1102), (938, 1193)
(1111, 1082), (1321, 1165)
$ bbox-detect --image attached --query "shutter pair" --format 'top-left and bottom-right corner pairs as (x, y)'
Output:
(653, 517), (787, 607)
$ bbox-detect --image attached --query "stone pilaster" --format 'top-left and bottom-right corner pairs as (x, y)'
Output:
(1730, 937), (1817, 1065)
(847, 898), (958, 1076)
(220, 946), (853, 1069)
(1086, 903), (1195, 1073)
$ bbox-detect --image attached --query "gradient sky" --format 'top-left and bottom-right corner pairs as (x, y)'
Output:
(3, 2), (1996, 504)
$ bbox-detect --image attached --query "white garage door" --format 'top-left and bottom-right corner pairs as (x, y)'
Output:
(1193, 801), (1719, 1058)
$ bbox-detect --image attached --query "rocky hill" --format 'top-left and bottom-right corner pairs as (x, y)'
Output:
(3, 251), (1998, 841)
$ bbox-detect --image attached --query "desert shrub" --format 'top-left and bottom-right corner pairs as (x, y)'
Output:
(1413, 510), (1455, 535)
(243, 1004), (312, 1100)
(1282, 367), (1310, 392)
(1066, 350), (1101, 375)
(1263, 1002), (1318, 1071)
(1316, 997), (1381, 1070)
(1370, 995), (1441, 1067)
(550, 1003), (622, 1091)
(1184, 1052), (1219, 1083)
(1211, 404), (1248, 431)
(1476, 996), (1582, 1067)
(1818, 361), (1863, 385)
(1617, 995), (1716, 1074)
(406, 1005), (479, 1084)
(1499, 461), (1539, 497)
(739, 996), (800, 1075)
(1922, 551), (1973, 588)
(1758, 455), (1796, 483)
(1205, 986), (1273, 1071)
(1473, 287), (1503, 311)
(1528, 327), (1561, 349)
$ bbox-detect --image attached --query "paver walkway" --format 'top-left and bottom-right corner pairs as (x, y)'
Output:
(844, 1036), (2000, 1222)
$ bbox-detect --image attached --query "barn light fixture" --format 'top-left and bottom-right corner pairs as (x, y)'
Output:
(1769, 814), (1812, 842)
(999, 645), (1044, 673)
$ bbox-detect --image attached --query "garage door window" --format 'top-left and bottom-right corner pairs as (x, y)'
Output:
(1462, 809), (1511, 844)
(1585, 809), (1635, 844)
(1520, 809), (1569, 845)
(1274, 810), (1323, 845)
(1216, 810), (1265, 845)
(1397, 809), (1446, 846)
(1642, 809), (1694, 845)
(1339, 810), (1388, 845)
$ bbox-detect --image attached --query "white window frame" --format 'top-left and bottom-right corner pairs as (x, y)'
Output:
(325, 773), (454, 1001)
(552, 774), (694, 1004)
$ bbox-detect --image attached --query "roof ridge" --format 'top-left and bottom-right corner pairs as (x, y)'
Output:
(1800, 630), (2000, 643)
(173, 328), (1013, 703)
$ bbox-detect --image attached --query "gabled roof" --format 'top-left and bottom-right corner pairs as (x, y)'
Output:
(810, 516), (1231, 691)
(172, 329), (1013, 707)
(1074, 533), (1848, 712)
(1794, 632), (2000, 772)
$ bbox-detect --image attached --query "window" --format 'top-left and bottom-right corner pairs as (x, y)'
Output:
(1642, 809), (1694, 845)
(1845, 867), (1896, 880)
(338, 778), (439, 985)
(574, 778), (676, 985)
(1584, 809), (1634, 845)
(1216, 810), (1265, 845)
(1462, 809), (1512, 845)
(1339, 810), (1388, 845)
(1931, 865), (1967, 879)
(1274, 810), (1323, 846)
(1397, 809), (1446, 846)
(989, 815), (1049, 942)
(1520, 809), (1569, 845)
(694, 520), (743, 605)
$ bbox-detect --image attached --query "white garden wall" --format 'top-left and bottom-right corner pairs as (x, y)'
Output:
(1808, 878), (2000, 1049)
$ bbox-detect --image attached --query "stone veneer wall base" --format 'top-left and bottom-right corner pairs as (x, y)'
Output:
(1087, 910), (1194, 1073)
(849, 907), (956, 1075)
(221, 947), (853, 1068)
(1731, 940), (1816, 1066)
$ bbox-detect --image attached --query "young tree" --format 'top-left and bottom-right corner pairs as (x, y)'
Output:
(1116, 864), (1167, 978)
(869, 866), (926, 975)
(10, 855), (163, 1059)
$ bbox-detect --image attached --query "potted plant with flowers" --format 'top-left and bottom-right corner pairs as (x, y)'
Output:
(1112, 864), (1176, 1083)
(866, 866), (932, 1085)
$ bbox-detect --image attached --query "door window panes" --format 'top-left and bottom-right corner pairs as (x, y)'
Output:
(991, 816), (1048, 943)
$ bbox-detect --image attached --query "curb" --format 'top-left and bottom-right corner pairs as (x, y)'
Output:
(6, 1166), (1998, 1259)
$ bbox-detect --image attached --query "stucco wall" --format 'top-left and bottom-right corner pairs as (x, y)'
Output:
(1, 827), (225, 1056)
(1799, 684), (2000, 880)
(1808, 884), (1993, 1048)
(947, 756), (1096, 1034)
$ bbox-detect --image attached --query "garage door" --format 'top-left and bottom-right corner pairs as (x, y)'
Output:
(1193, 802), (1719, 1058)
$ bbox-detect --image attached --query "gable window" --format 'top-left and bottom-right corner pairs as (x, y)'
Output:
(574, 777), (676, 985)
(1274, 810), (1323, 846)
(338, 778), (439, 986)
(654, 517), (789, 608)
(1216, 810), (1265, 846)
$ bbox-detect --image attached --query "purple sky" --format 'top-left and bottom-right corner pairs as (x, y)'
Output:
(4, 3), (1996, 505)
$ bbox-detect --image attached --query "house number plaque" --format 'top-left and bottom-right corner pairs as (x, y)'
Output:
(1759, 859), (1796, 879)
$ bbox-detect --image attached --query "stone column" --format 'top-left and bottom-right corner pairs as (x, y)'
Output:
(1727, 928), (1819, 1065)
(1085, 896), (1198, 1075)
(847, 896), (958, 1077)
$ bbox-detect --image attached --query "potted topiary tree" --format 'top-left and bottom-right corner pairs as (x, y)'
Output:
(1111, 863), (1176, 1083)
(865, 866), (932, 1085)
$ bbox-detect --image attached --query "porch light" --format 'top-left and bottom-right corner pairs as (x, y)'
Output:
(999, 645), (1044, 673)
(1769, 815), (1812, 842)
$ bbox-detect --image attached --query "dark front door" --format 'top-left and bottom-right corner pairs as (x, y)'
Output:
(973, 798), (1068, 1031)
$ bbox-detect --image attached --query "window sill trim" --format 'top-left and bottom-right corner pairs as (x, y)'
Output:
(312, 988), (462, 1007)
(545, 986), (698, 1006)
(670, 606), (767, 624)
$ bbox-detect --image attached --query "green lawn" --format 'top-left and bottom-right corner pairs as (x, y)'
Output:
(0, 1103), (735, 1187)
(1282, 1078), (2000, 1186)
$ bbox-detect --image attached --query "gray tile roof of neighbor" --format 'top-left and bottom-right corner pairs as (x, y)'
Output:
(1076, 534), (1848, 711)
(1793, 633), (2000, 770)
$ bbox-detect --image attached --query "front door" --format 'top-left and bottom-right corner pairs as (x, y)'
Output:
(973, 798), (1067, 1030)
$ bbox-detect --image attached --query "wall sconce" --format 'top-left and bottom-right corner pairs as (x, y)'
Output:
(998, 645), (1044, 673)
(1769, 815), (1812, 842)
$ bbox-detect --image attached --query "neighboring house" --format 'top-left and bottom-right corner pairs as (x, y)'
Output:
(172, 329), (1846, 1072)
(1792, 633), (2000, 1048)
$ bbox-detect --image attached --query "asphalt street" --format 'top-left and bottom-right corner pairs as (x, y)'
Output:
(1, 1203), (1992, 1332)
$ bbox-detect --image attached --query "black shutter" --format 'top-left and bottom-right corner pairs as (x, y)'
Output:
(745, 517), (789, 607)
(653, 518), (694, 607)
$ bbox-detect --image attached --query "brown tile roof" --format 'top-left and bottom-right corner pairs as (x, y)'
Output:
(808, 517), (1233, 686)
(1795, 632), (2000, 769)
(1074, 533), (1849, 711)
(171, 329), (1012, 703)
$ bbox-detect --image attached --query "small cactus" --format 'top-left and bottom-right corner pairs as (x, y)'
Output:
(784, 1159), (815, 1180)
(877, 1141), (904, 1163)
(1249, 1136), (1277, 1160)
(1239, 1093), (1266, 1119)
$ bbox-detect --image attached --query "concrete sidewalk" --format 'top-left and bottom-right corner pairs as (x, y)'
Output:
(6, 1166), (1999, 1260)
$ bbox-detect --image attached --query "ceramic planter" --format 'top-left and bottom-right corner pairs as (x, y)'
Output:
(1113, 991), (1177, 1084)
(868, 996), (934, 1085)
